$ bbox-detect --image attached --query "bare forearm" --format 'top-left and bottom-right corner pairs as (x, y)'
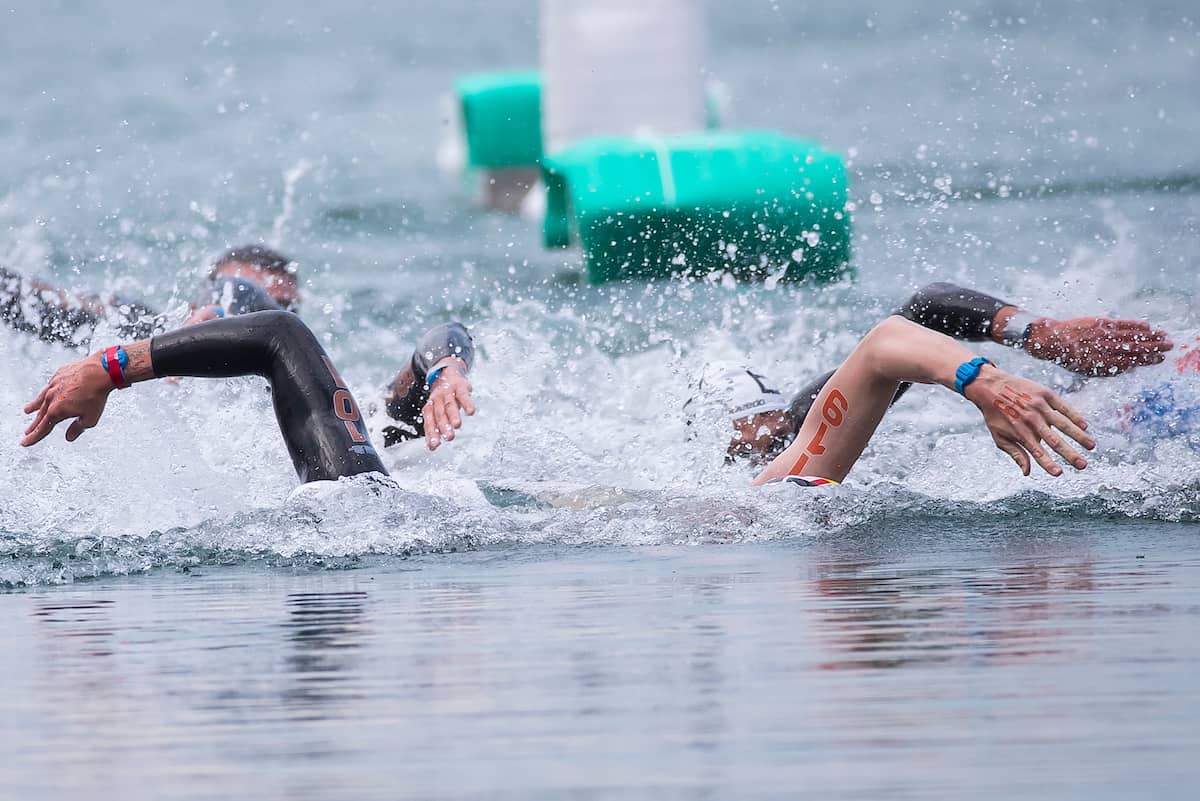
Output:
(862, 316), (977, 390)
(121, 340), (156, 382)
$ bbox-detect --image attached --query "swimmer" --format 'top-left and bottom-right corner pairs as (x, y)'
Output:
(0, 244), (301, 347)
(752, 314), (1097, 486)
(716, 282), (1172, 463)
(19, 310), (477, 482)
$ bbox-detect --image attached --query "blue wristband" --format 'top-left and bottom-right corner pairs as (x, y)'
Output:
(424, 361), (465, 390)
(954, 357), (991, 396)
(211, 305), (226, 318)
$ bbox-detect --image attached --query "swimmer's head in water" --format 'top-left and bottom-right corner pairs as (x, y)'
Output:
(210, 244), (300, 310)
(683, 365), (797, 464)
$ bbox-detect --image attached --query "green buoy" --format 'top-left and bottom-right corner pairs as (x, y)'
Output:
(541, 131), (852, 285)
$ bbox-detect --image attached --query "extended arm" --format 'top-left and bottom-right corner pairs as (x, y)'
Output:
(383, 322), (477, 451)
(2, 265), (168, 345)
(787, 281), (1173, 427)
(754, 316), (1095, 485)
(900, 281), (1171, 373)
(22, 311), (386, 483)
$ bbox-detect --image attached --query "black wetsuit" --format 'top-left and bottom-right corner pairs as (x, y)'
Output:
(152, 311), (385, 483)
(149, 312), (475, 483)
(787, 282), (1013, 428)
(0, 268), (285, 347)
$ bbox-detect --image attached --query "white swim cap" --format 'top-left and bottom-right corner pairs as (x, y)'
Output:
(683, 363), (789, 423)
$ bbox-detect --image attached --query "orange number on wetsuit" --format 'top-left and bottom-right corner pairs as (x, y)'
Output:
(823, 389), (848, 426)
(332, 389), (360, 421)
(790, 388), (850, 475)
(322, 357), (367, 444)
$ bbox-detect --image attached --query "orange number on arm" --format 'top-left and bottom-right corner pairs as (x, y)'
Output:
(823, 390), (848, 426)
(323, 357), (367, 443)
(789, 388), (849, 476)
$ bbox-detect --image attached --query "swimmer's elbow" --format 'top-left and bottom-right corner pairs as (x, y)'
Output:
(859, 315), (921, 379)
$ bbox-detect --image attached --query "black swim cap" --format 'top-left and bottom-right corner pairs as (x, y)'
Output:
(211, 244), (298, 278)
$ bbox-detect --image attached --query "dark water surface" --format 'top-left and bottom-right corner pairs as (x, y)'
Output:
(3, 523), (1199, 800)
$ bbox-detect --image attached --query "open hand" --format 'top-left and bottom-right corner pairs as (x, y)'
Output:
(964, 366), (1096, 476)
(1027, 317), (1172, 376)
(422, 362), (476, 451)
(21, 354), (115, 446)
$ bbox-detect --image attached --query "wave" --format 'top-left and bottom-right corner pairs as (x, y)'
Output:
(856, 166), (1200, 207)
(3, 461), (1198, 588)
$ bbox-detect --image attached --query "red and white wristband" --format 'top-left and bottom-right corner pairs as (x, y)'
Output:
(101, 345), (131, 389)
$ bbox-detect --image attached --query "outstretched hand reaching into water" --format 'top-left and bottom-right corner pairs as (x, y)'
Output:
(963, 365), (1096, 476)
(422, 360), (476, 451)
(1024, 316), (1172, 375)
(21, 352), (118, 445)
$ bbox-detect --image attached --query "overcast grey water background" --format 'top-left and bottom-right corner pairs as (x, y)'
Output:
(1, 1), (1199, 798)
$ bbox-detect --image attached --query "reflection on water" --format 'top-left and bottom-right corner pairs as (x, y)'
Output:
(283, 590), (369, 713)
(34, 599), (117, 658)
(2, 529), (1199, 800)
(809, 555), (1180, 673)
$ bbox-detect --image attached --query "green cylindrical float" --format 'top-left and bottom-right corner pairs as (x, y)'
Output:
(452, 71), (544, 211)
(454, 71), (544, 170)
(542, 131), (852, 285)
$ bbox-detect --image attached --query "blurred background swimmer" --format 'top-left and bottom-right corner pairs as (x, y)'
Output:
(0, 244), (301, 347)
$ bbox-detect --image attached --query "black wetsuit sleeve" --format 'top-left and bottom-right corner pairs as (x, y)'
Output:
(895, 282), (1012, 340)
(150, 311), (386, 483)
(787, 369), (911, 432)
(203, 276), (284, 315)
(384, 322), (475, 443)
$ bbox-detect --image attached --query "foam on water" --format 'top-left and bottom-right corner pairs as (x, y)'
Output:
(4, 261), (1199, 587)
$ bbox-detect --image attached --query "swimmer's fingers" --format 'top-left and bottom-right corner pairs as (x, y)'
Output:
(23, 394), (50, 435)
(1018, 392), (1091, 476)
(1109, 320), (1172, 344)
(64, 419), (88, 442)
(1013, 423), (1066, 477)
(424, 371), (474, 449)
(64, 404), (104, 442)
(1045, 393), (1092, 437)
(20, 397), (66, 447)
(437, 397), (456, 442)
(23, 385), (49, 415)
(457, 382), (476, 417)
(1045, 408), (1095, 453)
(1033, 421), (1087, 471)
(1099, 323), (1173, 369)
(423, 401), (447, 450)
(1108, 318), (1153, 332)
(442, 393), (463, 431)
(993, 434), (1031, 477)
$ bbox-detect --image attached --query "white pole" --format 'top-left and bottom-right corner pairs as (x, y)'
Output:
(540, 0), (708, 154)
